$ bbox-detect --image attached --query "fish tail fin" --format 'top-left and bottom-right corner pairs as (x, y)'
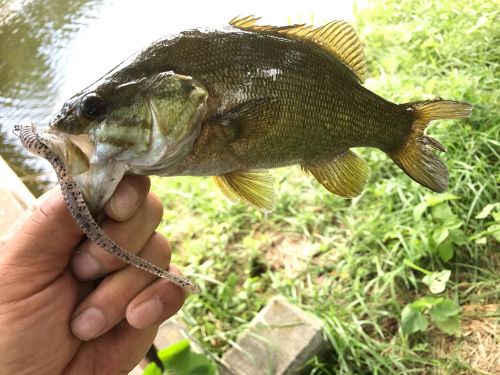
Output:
(389, 100), (472, 192)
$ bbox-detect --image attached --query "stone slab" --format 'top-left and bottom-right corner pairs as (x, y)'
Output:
(220, 295), (326, 375)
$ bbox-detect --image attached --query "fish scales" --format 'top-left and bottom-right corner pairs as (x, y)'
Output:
(130, 32), (401, 172)
(40, 16), (472, 213)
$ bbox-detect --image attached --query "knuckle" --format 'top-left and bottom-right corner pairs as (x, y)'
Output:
(149, 232), (171, 265)
(167, 263), (184, 277)
(147, 192), (164, 223)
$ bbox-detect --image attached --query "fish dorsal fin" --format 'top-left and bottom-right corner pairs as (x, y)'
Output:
(213, 170), (275, 212)
(302, 150), (371, 198)
(229, 15), (366, 82)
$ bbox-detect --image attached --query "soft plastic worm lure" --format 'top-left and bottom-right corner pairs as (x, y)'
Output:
(14, 122), (200, 294)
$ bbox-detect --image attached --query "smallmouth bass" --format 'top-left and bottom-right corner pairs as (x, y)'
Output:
(41, 16), (472, 213)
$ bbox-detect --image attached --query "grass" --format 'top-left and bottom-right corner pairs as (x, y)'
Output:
(151, 0), (499, 373)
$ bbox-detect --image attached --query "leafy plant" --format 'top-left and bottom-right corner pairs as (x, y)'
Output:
(471, 203), (500, 244)
(402, 261), (461, 336)
(413, 194), (468, 262)
(401, 297), (461, 336)
(143, 340), (217, 375)
(422, 270), (451, 294)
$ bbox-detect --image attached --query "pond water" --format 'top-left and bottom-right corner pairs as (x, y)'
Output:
(0, 0), (354, 196)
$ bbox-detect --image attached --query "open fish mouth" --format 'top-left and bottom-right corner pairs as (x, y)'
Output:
(38, 127), (125, 215)
(39, 126), (91, 178)
(40, 126), (130, 214)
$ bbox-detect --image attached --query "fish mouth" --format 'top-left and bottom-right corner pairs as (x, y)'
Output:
(39, 127), (126, 215)
(39, 127), (91, 178)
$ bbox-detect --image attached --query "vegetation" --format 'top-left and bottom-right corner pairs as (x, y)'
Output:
(151, 0), (499, 373)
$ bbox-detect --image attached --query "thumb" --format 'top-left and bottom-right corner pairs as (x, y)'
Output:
(0, 186), (83, 280)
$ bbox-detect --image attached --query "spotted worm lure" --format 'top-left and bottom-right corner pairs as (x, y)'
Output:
(14, 123), (200, 294)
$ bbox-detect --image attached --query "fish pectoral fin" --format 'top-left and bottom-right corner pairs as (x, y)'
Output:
(302, 150), (371, 198)
(212, 170), (276, 212)
(229, 16), (366, 81)
(215, 97), (278, 141)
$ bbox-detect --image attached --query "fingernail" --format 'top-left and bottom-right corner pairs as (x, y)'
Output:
(72, 306), (107, 340)
(129, 296), (163, 329)
(71, 250), (101, 279)
(110, 181), (138, 219)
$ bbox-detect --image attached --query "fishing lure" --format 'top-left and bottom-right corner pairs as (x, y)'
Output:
(14, 123), (200, 293)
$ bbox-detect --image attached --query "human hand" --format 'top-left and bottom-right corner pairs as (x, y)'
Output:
(0, 176), (185, 374)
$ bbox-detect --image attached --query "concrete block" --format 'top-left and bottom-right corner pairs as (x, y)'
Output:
(220, 295), (326, 375)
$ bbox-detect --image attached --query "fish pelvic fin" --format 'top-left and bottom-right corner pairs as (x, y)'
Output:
(213, 170), (276, 212)
(302, 150), (371, 198)
(389, 100), (473, 192)
(229, 16), (366, 82)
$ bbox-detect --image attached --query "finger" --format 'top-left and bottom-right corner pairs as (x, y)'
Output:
(70, 192), (163, 280)
(103, 175), (150, 222)
(65, 320), (158, 374)
(0, 187), (82, 275)
(126, 264), (186, 329)
(71, 233), (171, 340)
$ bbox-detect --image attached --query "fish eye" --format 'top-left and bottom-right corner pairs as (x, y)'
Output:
(80, 94), (107, 120)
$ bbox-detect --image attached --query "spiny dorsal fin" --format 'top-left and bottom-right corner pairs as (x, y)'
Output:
(302, 150), (370, 198)
(229, 15), (366, 81)
(213, 170), (276, 212)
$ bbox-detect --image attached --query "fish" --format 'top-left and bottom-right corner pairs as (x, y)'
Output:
(40, 16), (472, 214)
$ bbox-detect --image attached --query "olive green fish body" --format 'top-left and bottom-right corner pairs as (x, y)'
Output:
(45, 17), (472, 212)
(112, 30), (411, 176)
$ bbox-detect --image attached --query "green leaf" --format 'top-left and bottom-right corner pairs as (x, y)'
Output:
(475, 203), (498, 219)
(448, 228), (468, 245)
(410, 296), (443, 310)
(433, 314), (462, 336)
(413, 202), (427, 221)
(402, 305), (429, 334)
(442, 219), (463, 231)
(429, 299), (460, 321)
(158, 339), (217, 375)
(422, 270), (451, 294)
(431, 203), (454, 221)
(433, 227), (449, 246)
(142, 363), (162, 375)
(437, 239), (454, 262)
(159, 338), (190, 359)
(494, 228), (500, 242)
(425, 194), (460, 207)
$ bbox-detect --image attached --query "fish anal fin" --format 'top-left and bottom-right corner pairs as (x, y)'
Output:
(229, 16), (366, 81)
(303, 150), (371, 198)
(213, 170), (275, 212)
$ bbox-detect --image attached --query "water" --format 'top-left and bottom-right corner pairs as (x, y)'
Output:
(0, 0), (354, 196)
(0, 0), (102, 194)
